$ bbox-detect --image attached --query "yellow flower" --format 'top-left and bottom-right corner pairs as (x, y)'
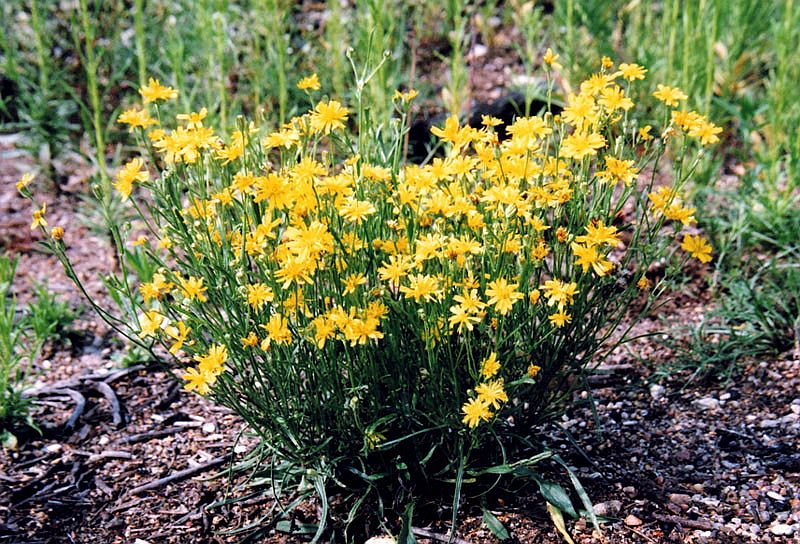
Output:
(560, 131), (606, 160)
(378, 255), (413, 287)
(541, 279), (578, 310)
(342, 273), (367, 295)
(543, 48), (562, 70)
(574, 221), (621, 247)
(51, 226), (64, 240)
(637, 276), (650, 290)
(617, 63), (647, 81)
(298, 73), (321, 91)
(393, 88), (419, 102)
(549, 311), (572, 328)
(399, 274), (441, 303)
(195, 344), (228, 376)
(652, 84), (687, 107)
(481, 115), (503, 127)
(182, 367), (214, 394)
(17, 172), (34, 191)
(527, 364), (541, 378)
(475, 379), (508, 410)
(176, 107), (207, 129)
(114, 158), (149, 200)
(241, 331), (259, 348)
(139, 77), (178, 103)
(339, 198), (376, 224)
(571, 243), (613, 276)
(461, 397), (491, 428)
(448, 304), (482, 332)
(247, 283), (275, 311)
(485, 278), (524, 315)
(597, 156), (639, 185)
(165, 321), (191, 355)
(680, 234), (712, 263)
(310, 100), (349, 134)
(118, 107), (158, 131)
(688, 120), (722, 145)
(480, 352), (501, 379)
(639, 125), (654, 141)
(30, 203), (47, 230)
(138, 310), (164, 338)
(261, 314), (292, 348)
(179, 276), (207, 302)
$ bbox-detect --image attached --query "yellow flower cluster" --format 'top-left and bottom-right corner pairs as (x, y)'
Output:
(107, 65), (718, 429)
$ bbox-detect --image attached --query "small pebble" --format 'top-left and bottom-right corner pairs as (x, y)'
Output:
(769, 523), (794, 536)
(694, 397), (720, 411)
(625, 514), (642, 527)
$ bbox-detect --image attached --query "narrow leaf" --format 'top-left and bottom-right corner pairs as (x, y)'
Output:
(482, 508), (510, 541)
(546, 503), (575, 544)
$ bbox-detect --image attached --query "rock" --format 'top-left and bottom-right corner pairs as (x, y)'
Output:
(623, 486), (637, 497)
(593, 500), (622, 517)
(767, 491), (786, 502)
(669, 493), (692, 508)
(760, 418), (780, 429)
(365, 537), (396, 544)
(769, 524), (794, 536)
(625, 514), (642, 527)
(694, 397), (720, 411)
(649, 384), (666, 400)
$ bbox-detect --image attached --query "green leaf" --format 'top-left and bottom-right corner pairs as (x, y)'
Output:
(398, 502), (417, 544)
(482, 508), (510, 541)
(537, 479), (577, 519)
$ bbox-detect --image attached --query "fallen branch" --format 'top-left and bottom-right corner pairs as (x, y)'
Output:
(61, 389), (86, 431)
(118, 426), (185, 445)
(411, 527), (471, 544)
(652, 513), (713, 531)
(129, 455), (231, 496)
(92, 381), (124, 427)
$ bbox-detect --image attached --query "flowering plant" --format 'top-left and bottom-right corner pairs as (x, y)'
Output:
(26, 64), (718, 535)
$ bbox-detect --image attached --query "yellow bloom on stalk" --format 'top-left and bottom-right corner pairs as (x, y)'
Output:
(448, 304), (482, 332)
(17, 172), (34, 191)
(480, 352), (501, 380)
(475, 379), (508, 410)
(399, 274), (441, 303)
(527, 364), (541, 378)
(30, 203), (47, 230)
(652, 84), (688, 107)
(637, 276), (650, 290)
(195, 344), (228, 376)
(297, 73), (321, 91)
(51, 226), (64, 240)
(138, 310), (164, 338)
(311, 316), (335, 349)
(182, 367), (213, 395)
(485, 278), (524, 315)
(574, 221), (621, 247)
(481, 115), (502, 127)
(541, 279), (578, 310)
(688, 120), (723, 145)
(549, 311), (572, 328)
(598, 85), (634, 113)
(680, 234), (713, 263)
(344, 316), (384, 346)
(114, 158), (149, 200)
(571, 243), (613, 276)
(176, 107), (207, 129)
(247, 283), (274, 311)
(597, 156), (639, 185)
(461, 397), (491, 428)
(241, 332), (259, 348)
(179, 276), (207, 302)
(140, 272), (171, 302)
(165, 321), (191, 355)
(118, 107), (158, 131)
(393, 88), (418, 102)
(310, 100), (349, 134)
(639, 125), (654, 141)
(378, 255), (413, 287)
(139, 77), (178, 103)
(342, 273), (367, 295)
(617, 63), (647, 81)
(543, 48), (562, 70)
(561, 92), (599, 129)
(261, 314), (292, 348)
(560, 131), (606, 160)
(339, 198), (377, 224)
